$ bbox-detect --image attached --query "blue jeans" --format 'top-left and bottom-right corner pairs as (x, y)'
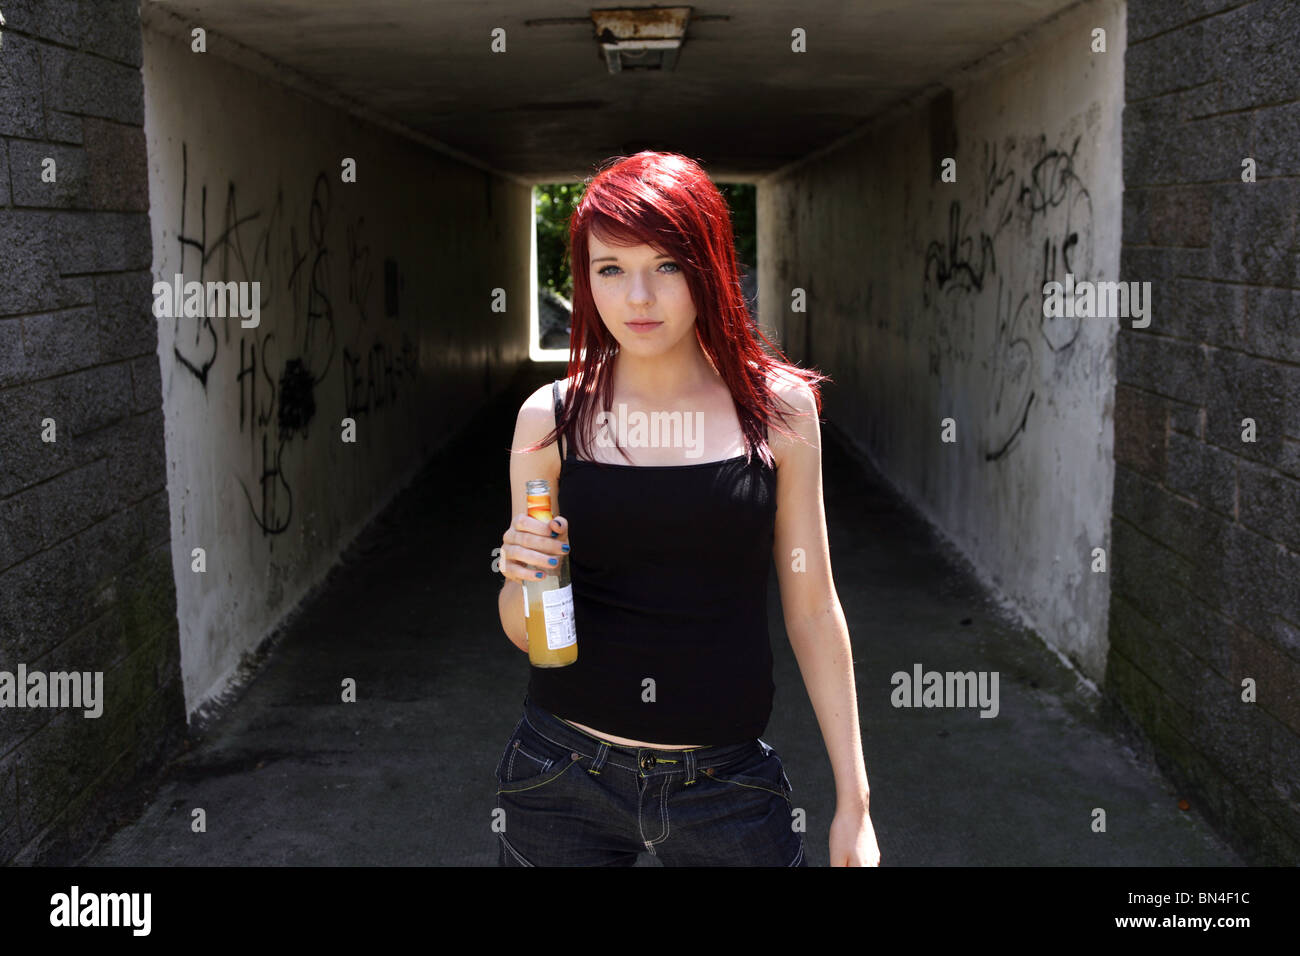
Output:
(493, 694), (807, 866)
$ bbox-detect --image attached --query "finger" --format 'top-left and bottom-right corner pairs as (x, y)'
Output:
(507, 544), (564, 573)
(505, 527), (568, 555)
(501, 558), (545, 582)
(514, 513), (553, 536)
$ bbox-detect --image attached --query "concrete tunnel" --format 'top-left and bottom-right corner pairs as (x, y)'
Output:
(0, 0), (1297, 867)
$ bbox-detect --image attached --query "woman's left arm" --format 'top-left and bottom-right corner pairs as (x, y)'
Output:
(770, 378), (881, 867)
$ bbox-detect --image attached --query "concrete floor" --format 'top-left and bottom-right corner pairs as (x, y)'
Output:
(82, 361), (1242, 866)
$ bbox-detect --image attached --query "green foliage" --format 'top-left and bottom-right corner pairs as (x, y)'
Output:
(533, 181), (757, 303)
(534, 183), (583, 301)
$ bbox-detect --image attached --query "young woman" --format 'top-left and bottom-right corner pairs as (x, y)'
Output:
(495, 151), (879, 867)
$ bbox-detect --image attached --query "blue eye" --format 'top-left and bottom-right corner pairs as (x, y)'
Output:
(597, 262), (680, 277)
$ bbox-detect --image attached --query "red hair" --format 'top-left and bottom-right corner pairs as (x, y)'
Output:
(531, 151), (830, 468)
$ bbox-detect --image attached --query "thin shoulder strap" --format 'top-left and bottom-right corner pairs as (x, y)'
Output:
(551, 380), (568, 460)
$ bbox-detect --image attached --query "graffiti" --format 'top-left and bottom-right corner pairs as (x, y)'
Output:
(919, 134), (1094, 461)
(278, 358), (316, 438)
(984, 277), (1037, 462)
(342, 338), (418, 420)
(922, 201), (996, 305)
(233, 336), (288, 534)
(346, 218), (373, 324)
(170, 142), (410, 541)
(172, 142), (219, 387)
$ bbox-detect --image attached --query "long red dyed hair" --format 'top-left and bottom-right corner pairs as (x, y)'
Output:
(533, 151), (829, 468)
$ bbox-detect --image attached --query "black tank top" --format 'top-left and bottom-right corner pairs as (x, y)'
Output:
(527, 379), (779, 744)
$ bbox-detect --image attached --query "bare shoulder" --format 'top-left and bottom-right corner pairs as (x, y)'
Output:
(512, 380), (565, 465)
(769, 367), (815, 414)
(759, 367), (816, 471)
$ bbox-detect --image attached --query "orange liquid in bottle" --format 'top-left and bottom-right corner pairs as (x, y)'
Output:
(524, 482), (577, 667)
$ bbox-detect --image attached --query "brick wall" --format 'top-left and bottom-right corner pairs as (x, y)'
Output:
(0, 0), (185, 863)
(1108, 0), (1300, 864)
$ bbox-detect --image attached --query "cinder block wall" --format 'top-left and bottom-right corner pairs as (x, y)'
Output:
(1106, 0), (1300, 864)
(0, 1), (186, 863)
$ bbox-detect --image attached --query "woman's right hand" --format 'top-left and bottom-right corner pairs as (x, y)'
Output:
(500, 512), (569, 583)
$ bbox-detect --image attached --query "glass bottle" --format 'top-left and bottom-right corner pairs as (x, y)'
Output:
(523, 479), (577, 667)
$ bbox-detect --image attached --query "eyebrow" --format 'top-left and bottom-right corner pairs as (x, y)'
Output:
(590, 254), (674, 264)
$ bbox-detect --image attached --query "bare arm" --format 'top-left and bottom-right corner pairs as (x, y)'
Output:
(497, 382), (568, 651)
(499, 580), (528, 651)
(770, 376), (879, 865)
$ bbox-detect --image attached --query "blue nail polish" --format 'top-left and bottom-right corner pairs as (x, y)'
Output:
(535, 571), (544, 578)
(561, 544), (569, 552)
(548, 558), (557, 565)
(551, 531), (558, 537)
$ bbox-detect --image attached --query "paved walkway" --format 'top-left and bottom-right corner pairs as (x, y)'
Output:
(84, 362), (1240, 866)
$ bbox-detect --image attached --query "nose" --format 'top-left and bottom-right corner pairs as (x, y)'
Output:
(627, 269), (653, 310)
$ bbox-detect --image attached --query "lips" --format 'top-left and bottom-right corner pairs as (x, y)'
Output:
(626, 319), (662, 330)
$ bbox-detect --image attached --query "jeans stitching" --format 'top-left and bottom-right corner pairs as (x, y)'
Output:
(661, 775), (672, 845)
(497, 757), (577, 794)
(499, 832), (535, 867)
(637, 778), (649, 850)
(495, 785), (535, 868)
(646, 775), (670, 847)
(495, 715), (526, 780)
(710, 773), (787, 800)
(708, 747), (790, 799)
(510, 744), (552, 779)
(788, 839), (804, 867)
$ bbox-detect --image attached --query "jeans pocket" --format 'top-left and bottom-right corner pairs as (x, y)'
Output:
(706, 741), (792, 802)
(495, 716), (578, 791)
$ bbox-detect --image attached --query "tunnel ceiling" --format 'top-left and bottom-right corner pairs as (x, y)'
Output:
(145, 0), (1082, 182)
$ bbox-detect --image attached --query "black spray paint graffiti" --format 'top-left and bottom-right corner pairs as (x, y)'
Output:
(922, 200), (997, 302)
(171, 142), (416, 542)
(343, 339), (418, 418)
(919, 135), (1094, 461)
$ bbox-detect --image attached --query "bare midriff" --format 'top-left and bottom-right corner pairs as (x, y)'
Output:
(559, 716), (705, 749)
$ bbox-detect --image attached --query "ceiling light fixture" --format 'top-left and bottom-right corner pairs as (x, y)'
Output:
(591, 6), (691, 74)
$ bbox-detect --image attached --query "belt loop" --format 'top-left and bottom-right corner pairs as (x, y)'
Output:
(683, 748), (697, 786)
(588, 741), (610, 774)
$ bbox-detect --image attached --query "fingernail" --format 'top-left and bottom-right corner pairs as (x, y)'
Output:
(551, 531), (558, 538)
(548, 558), (557, 565)
(561, 544), (569, 552)
(535, 571), (544, 578)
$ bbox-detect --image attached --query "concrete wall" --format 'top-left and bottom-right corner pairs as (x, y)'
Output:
(1107, 0), (1300, 864)
(0, 0), (531, 864)
(759, 0), (1125, 682)
(139, 13), (533, 720)
(0, 0), (185, 863)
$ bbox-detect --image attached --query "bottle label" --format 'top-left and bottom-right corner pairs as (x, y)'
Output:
(542, 585), (577, 650)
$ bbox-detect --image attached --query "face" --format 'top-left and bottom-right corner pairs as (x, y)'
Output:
(587, 232), (697, 355)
